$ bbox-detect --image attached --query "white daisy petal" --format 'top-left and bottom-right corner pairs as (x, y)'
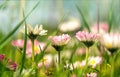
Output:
(21, 24), (47, 40)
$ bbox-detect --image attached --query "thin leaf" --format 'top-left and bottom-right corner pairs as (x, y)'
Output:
(0, 1), (40, 48)
(0, 37), (12, 49)
(108, 0), (114, 33)
(20, 10), (27, 74)
(76, 5), (90, 32)
(69, 43), (77, 63)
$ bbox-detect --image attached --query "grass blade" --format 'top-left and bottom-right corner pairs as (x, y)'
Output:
(76, 5), (90, 32)
(0, 37), (12, 49)
(108, 0), (114, 33)
(0, 1), (40, 48)
(69, 43), (77, 63)
(20, 10), (27, 74)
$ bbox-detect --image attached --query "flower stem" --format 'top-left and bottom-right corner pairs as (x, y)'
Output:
(81, 47), (89, 76)
(58, 50), (61, 65)
(31, 39), (35, 65)
(111, 55), (115, 77)
(86, 47), (89, 66)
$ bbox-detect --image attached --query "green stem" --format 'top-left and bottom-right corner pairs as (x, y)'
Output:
(86, 47), (89, 66)
(31, 39), (35, 65)
(111, 55), (115, 77)
(81, 47), (89, 76)
(35, 68), (38, 77)
(58, 50), (61, 65)
(42, 60), (45, 70)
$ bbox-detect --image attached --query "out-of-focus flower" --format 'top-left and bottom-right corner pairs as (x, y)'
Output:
(11, 39), (24, 48)
(0, 54), (17, 71)
(88, 56), (102, 68)
(79, 60), (86, 68)
(51, 34), (71, 51)
(12, 39), (46, 57)
(80, 56), (102, 68)
(21, 24), (47, 40)
(7, 60), (17, 71)
(38, 54), (52, 68)
(59, 18), (80, 32)
(26, 46), (40, 58)
(91, 23), (108, 34)
(71, 74), (76, 77)
(0, 54), (5, 61)
(86, 72), (97, 77)
(65, 56), (102, 70)
(100, 33), (120, 53)
(26, 40), (46, 57)
(76, 31), (98, 47)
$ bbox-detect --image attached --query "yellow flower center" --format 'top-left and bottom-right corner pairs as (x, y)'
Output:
(90, 59), (96, 65)
(43, 58), (47, 62)
(106, 42), (112, 48)
(34, 46), (39, 53)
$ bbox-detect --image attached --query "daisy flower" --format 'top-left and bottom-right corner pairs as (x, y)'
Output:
(80, 56), (102, 68)
(59, 18), (80, 32)
(100, 33), (120, 53)
(76, 31), (98, 47)
(51, 34), (71, 51)
(91, 22), (108, 34)
(21, 24), (47, 40)
(88, 56), (102, 68)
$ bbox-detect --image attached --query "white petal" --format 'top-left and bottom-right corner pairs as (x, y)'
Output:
(38, 25), (43, 31)
(33, 25), (39, 34)
(27, 24), (33, 33)
(39, 30), (47, 35)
